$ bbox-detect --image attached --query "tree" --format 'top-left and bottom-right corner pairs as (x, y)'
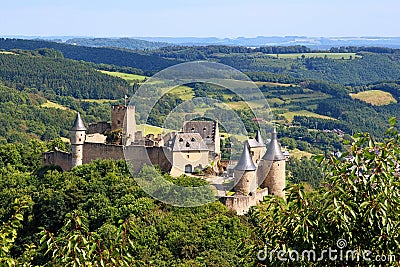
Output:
(244, 118), (400, 266)
(0, 199), (35, 267)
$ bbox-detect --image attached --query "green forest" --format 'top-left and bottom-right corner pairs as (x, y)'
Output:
(1, 121), (400, 266)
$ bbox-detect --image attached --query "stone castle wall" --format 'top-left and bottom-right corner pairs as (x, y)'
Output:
(82, 142), (172, 173)
(220, 188), (268, 215)
(42, 150), (72, 171)
(83, 142), (124, 163)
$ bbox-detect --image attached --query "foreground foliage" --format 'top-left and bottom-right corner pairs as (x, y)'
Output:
(2, 121), (400, 266)
(245, 119), (400, 266)
(0, 160), (253, 266)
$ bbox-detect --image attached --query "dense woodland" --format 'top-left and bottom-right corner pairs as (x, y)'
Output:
(1, 39), (400, 265)
(0, 39), (179, 72)
(1, 122), (400, 266)
(0, 51), (130, 99)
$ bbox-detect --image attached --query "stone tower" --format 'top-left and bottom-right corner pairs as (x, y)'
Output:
(234, 141), (257, 196)
(260, 128), (286, 198)
(111, 105), (136, 146)
(70, 112), (86, 168)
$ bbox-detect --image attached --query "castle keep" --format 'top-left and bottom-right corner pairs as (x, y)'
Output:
(42, 104), (287, 214)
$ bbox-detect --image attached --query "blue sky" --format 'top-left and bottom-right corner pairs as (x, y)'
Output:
(1, 0), (399, 37)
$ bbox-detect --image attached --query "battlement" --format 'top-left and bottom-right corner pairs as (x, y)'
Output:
(220, 188), (269, 215)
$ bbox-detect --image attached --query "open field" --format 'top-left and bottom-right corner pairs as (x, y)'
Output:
(220, 99), (268, 110)
(100, 70), (148, 84)
(281, 110), (336, 123)
(350, 90), (397, 106)
(136, 124), (165, 136)
(289, 148), (314, 159)
(267, 53), (361, 60)
(162, 85), (194, 100)
(136, 124), (178, 136)
(41, 100), (70, 111)
(192, 106), (213, 115)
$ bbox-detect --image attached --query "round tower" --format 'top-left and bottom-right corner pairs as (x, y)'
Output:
(234, 141), (257, 196)
(70, 112), (87, 168)
(261, 128), (286, 198)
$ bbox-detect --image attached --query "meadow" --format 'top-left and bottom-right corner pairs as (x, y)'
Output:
(41, 100), (70, 110)
(350, 90), (397, 106)
(100, 70), (148, 84)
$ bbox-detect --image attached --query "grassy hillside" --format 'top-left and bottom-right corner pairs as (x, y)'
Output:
(0, 83), (75, 143)
(350, 90), (397, 106)
(280, 110), (335, 123)
(41, 100), (71, 110)
(99, 70), (148, 84)
(0, 38), (180, 71)
(0, 45), (399, 148)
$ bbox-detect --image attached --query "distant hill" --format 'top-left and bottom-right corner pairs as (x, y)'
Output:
(0, 38), (179, 71)
(5, 35), (400, 49)
(0, 50), (130, 99)
(3, 38), (400, 86)
(134, 36), (400, 49)
(66, 37), (171, 50)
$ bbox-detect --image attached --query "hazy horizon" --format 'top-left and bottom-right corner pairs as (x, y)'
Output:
(1, 0), (399, 37)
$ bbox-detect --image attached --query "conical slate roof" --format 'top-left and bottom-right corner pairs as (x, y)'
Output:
(71, 112), (87, 131)
(235, 141), (257, 171)
(262, 128), (285, 161)
(255, 129), (264, 145)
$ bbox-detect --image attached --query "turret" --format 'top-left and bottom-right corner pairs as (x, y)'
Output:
(255, 129), (263, 145)
(260, 127), (286, 198)
(70, 112), (86, 168)
(234, 141), (257, 196)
